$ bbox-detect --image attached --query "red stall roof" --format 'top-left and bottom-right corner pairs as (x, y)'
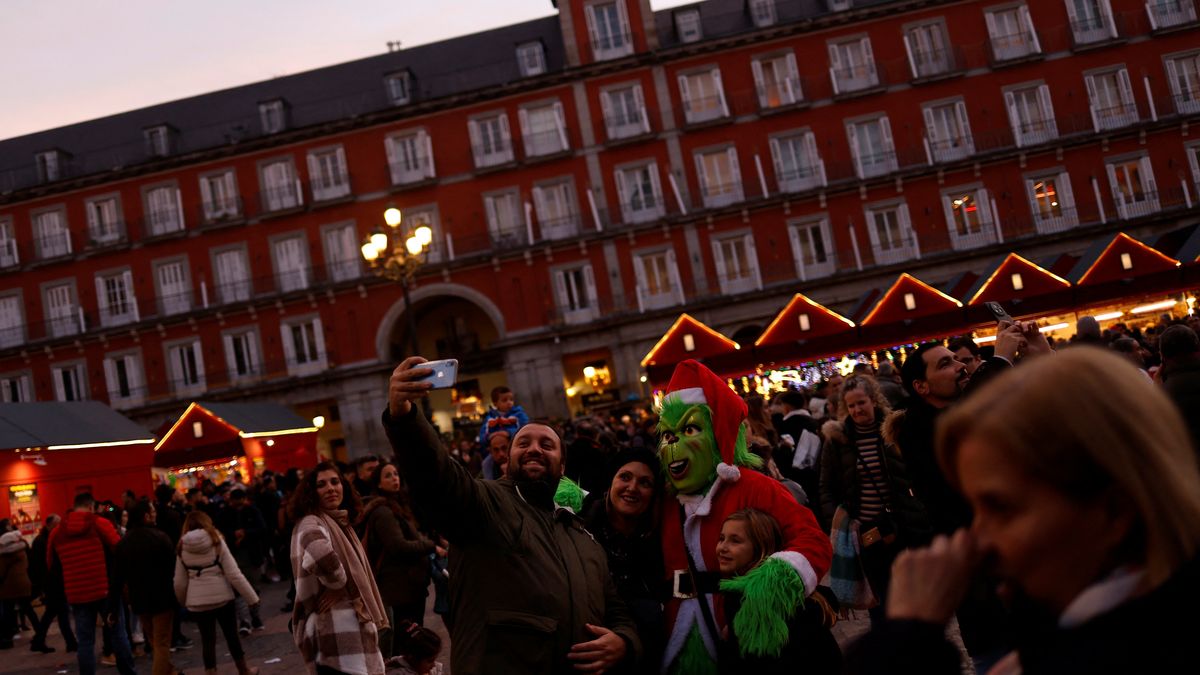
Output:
(1069, 232), (1181, 286)
(155, 401), (318, 469)
(755, 293), (856, 347)
(966, 253), (1071, 305)
(640, 313), (739, 367)
(860, 273), (964, 325)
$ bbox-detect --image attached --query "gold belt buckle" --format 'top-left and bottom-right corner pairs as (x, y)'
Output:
(672, 569), (696, 599)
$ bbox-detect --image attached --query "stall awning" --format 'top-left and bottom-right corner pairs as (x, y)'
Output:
(966, 254), (1071, 305)
(860, 273), (964, 325)
(0, 402), (154, 451)
(1070, 232), (1181, 286)
(755, 294), (856, 348)
(640, 314), (739, 367)
(155, 401), (317, 468)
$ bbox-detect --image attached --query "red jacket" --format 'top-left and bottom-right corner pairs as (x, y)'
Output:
(48, 511), (120, 605)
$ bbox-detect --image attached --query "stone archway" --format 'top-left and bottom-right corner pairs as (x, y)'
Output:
(373, 282), (507, 363)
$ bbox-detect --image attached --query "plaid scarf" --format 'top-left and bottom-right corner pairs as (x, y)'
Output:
(827, 505), (878, 610)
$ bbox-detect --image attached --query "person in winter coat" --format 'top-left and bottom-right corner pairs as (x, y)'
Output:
(358, 461), (435, 658)
(30, 514), (75, 653)
(0, 524), (32, 650)
(115, 501), (180, 675)
(289, 461), (388, 675)
(48, 492), (135, 675)
(174, 510), (260, 675)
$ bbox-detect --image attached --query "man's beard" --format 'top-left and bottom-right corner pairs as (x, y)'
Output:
(512, 463), (561, 510)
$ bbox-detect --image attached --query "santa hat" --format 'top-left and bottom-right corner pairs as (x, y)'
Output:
(664, 359), (745, 482)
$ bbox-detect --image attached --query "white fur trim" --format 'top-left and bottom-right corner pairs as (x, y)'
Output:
(771, 550), (820, 598)
(716, 462), (741, 482)
(667, 387), (707, 405)
(661, 596), (719, 669)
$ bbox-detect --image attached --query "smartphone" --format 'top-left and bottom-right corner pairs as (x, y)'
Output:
(984, 301), (1014, 324)
(416, 359), (458, 389)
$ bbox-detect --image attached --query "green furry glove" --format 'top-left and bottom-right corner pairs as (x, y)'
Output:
(718, 556), (806, 657)
(553, 475), (586, 513)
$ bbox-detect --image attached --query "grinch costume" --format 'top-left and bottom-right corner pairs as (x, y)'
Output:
(657, 360), (832, 674)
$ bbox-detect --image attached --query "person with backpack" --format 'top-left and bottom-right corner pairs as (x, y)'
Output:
(174, 511), (259, 675)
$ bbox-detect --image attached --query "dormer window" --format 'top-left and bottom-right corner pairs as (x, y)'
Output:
(675, 9), (702, 43)
(259, 99), (288, 134)
(749, 0), (777, 27)
(144, 125), (173, 158)
(517, 41), (546, 77)
(35, 150), (66, 183)
(385, 71), (412, 106)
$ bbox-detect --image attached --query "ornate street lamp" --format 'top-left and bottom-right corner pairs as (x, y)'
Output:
(361, 207), (435, 415)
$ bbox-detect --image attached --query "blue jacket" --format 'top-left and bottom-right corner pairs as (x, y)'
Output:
(476, 405), (529, 445)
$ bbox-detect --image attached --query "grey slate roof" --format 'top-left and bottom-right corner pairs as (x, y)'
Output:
(1, 0), (880, 194)
(198, 401), (313, 434)
(0, 401), (154, 450)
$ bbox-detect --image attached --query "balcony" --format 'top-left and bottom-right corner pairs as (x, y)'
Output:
(98, 298), (139, 329)
(988, 29), (1041, 64)
(87, 221), (127, 249)
(327, 259), (363, 284)
(259, 181), (305, 213)
(1091, 101), (1139, 132)
(537, 213), (580, 241)
(792, 249), (838, 282)
(927, 135), (976, 163)
(0, 323), (23, 349)
(948, 222), (1000, 251)
(491, 228), (530, 250)
(591, 32), (633, 61)
(1033, 205), (1081, 235)
(829, 62), (880, 97)
(35, 230), (73, 260)
(909, 47), (961, 81)
(471, 141), (515, 170)
(199, 197), (244, 226)
(1146, 0), (1199, 30)
(854, 149), (898, 179)
(757, 77), (805, 110)
(158, 288), (193, 317)
(0, 238), (19, 269)
(636, 284), (681, 312)
(309, 173), (352, 203)
(681, 94), (729, 126)
(46, 312), (83, 339)
(1115, 190), (1160, 220)
(388, 157), (434, 186)
(871, 236), (919, 267)
(276, 267), (311, 294)
(700, 181), (744, 209)
(522, 129), (569, 158)
(621, 194), (666, 226)
(606, 110), (651, 141)
(778, 163), (827, 193)
(1012, 118), (1059, 148)
(1171, 89), (1200, 116)
(714, 268), (761, 296)
(1070, 14), (1120, 47)
(144, 208), (185, 237)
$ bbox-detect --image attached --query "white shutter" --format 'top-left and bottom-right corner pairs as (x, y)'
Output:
(280, 323), (297, 366)
(922, 107), (938, 144)
(553, 270), (569, 310)
(1021, 5), (1042, 52)
(677, 74), (692, 118)
(1140, 156), (1157, 195)
(95, 277), (110, 325)
(827, 43), (843, 75)
(862, 38), (876, 80)
(1188, 147), (1200, 184)
(751, 59), (766, 107)
(634, 86), (650, 133)
(552, 101), (568, 150)
(199, 175), (214, 213)
(600, 90), (615, 138)
(518, 108), (531, 156)
(52, 368), (66, 402)
(846, 123), (863, 177)
(1166, 59), (1181, 98)
(712, 69), (729, 117)
(103, 358), (118, 400)
(223, 334), (238, 378)
(1037, 85), (1056, 134)
(485, 196), (500, 234)
(746, 234), (762, 290)
(532, 186), (547, 223)
(727, 147), (743, 201)
(467, 119), (482, 165)
(385, 137), (400, 183)
(787, 226), (806, 280)
(174, 188), (185, 229)
(984, 11), (1000, 40)
(583, 264), (598, 306)
(803, 133), (825, 185)
(649, 164), (664, 207)
(942, 194), (957, 232)
(1005, 91), (1022, 145)
(1117, 68), (1135, 111)
(335, 147), (348, 184)
(584, 5), (601, 54)
(667, 249), (684, 304)
(902, 33), (918, 78)
(421, 132), (435, 178)
(785, 52), (800, 101)
(768, 137), (785, 185)
(1106, 163), (1124, 207)
(880, 116), (895, 155)
(711, 239), (728, 284)
(632, 254), (647, 311)
(123, 270), (137, 321)
(1064, 0), (1079, 25)
(1058, 172), (1077, 209)
(899, 204), (917, 256)
(614, 170), (630, 217)
(223, 172), (237, 203)
(311, 317), (326, 362)
(616, 0), (632, 41)
(85, 201), (100, 233)
(306, 153), (322, 198)
(1100, 0), (1117, 38)
(498, 114), (511, 160)
(191, 340), (205, 386)
(127, 355), (143, 399)
(694, 153), (710, 199)
(978, 188), (993, 223)
(955, 101), (972, 149)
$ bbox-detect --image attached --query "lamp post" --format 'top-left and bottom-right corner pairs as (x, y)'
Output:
(361, 206), (435, 416)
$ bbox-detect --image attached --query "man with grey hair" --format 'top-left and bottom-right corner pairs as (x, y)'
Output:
(1159, 324), (1200, 455)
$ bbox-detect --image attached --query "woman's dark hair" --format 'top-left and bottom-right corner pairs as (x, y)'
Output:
(126, 499), (154, 529)
(396, 620), (442, 662)
(368, 460), (416, 522)
(605, 447), (664, 527)
(288, 461), (362, 521)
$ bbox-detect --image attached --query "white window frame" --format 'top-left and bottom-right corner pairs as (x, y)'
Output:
(43, 281), (80, 338)
(1005, 83), (1058, 147)
(694, 146), (744, 208)
(0, 293), (25, 349)
(846, 115), (897, 179)
(213, 246), (251, 305)
(941, 185), (997, 250)
(553, 264), (600, 325)
(675, 9), (702, 43)
(385, 71), (412, 106)
(322, 222), (361, 282)
(0, 218), (17, 269)
(517, 41), (547, 77)
(223, 327), (263, 382)
(385, 129), (435, 185)
(95, 268), (138, 328)
(1027, 170), (1079, 234)
(51, 362), (87, 402)
(33, 208), (71, 259)
(985, 4), (1042, 61)
(36, 150), (62, 183)
(678, 67), (729, 125)
(749, 0), (777, 27)
(1106, 155), (1160, 219)
(615, 162), (665, 224)
(103, 351), (144, 409)
(770, 130), (826, 193)
(281, 315), (327, 377)
(1066, 0), (1118, 45)
(259, 158), (303, 211)
(1147, 0), (1200, 29)
(1085, 67), (1138, 131)
(0, 372), (31, 403)
(165, 339), (206, 396)
(271, 234), (311, 293)
(1166, 51), (1200, 115)
(827, 36), (879, 95)
(518, 101), (569, 158)
(307, 145), (351, 201)
(199, 169), (241, 222)
(903, 21), (953, 79)
(787, 216), (836, 281)
(144, 184), (186, 236)
(585, 1), (634, 61)
(144, 125), (171, 157)
(752, 51), (802, 109)
(923, 98), (975, 163)
(710, 231), (762, 295)
(632, 247), (684, 312)
(484, 189), (526, 248)
(259, 100), (286, 134)
(533, 180), (580, 241)
(154, 258), (192, 317)
(601, 84), (651, 140)
(863, 201), (918, 266)
(468, 112), (514, 168)
(84, 194), (124, 246)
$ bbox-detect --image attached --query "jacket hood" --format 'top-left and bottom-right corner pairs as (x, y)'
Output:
(63, 511), (98, 537)
(180, 528), (219, 556)
(0, 530), (24, 554)
(821, 418), (848, 445)
(881, 409), (906, 450)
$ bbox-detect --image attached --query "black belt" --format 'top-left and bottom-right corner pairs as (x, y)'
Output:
(666, 568), (722, 599)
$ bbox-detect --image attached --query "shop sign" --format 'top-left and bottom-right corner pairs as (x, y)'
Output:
(8, 483), (41, 536)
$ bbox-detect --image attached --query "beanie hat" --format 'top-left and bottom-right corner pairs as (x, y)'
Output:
(663, 359), (745, 482)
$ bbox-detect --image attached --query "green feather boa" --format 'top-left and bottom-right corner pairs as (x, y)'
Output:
(552, 475), (586, 513)
(719, 556), (806, 658)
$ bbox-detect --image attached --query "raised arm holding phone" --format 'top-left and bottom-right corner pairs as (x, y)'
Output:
(383, 356), (640, 675)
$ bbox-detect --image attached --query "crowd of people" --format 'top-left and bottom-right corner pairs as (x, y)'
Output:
(0, 312), (1197, 675)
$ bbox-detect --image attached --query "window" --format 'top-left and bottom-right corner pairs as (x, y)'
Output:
(942, 187), (996, 250)
(615, 163), (665, 224)
(323, 223), (361, 282)
(145, 185), (185, 235)
(712, 232), (761, 295)
(0, 294), (24, 349)
(44, 282), (79, 338)
(519, 102), (569, 157)
(601, 85), (651, 140)
(385, 130), (435, 185)
(923, 100), (974, 162)
(749, 0), (777, 27)
(0, 373), (31, 402)
(272, 236), (310, 292)
(788, 217), (836, 280)
(828, 37), (878, 94)
(1085, 68), (1137, 131)
(985, 5), (1041, 61)
(85, 195), (123, 246)
(199, 170), (241, 222)
(95, 269), (138, 328)
(1005, 83), (1057, 147)
(103, 353), (143, 408)
(678, 68), (728, 124)
(553, 265), (599, 325)
(484, 191), (526, 248)
(223, 328), (262, 381)
(166, 340), (205, 395)
(1107, 156), (1159, 219)
(259, 100), (287, 134)
(51, 363), (87, 401)
(1167, 52), (1200, 115)
(307, 146), (351, 201)
(155, 259), (191, 316)
(633, 249), (682, 311)
(770, 131), (826, 192)
(904, 22), (953, 79)
(282, 316), (326, 375)
(694, 146), (743, 208)
(675, 9), (702, 43)
(0, 219), (17, 268)
(468, 113), (514, 168)
(260, 160), (302, 211)
(214, 247), (251, 304)
(385, 71), (412, 105)
(828, 0), (854, 9)
(752, 52), (802, 108)
(36, 150), (63, 183)
(846, 116), (897, 179)
(533, 181), (579, 240)
(33, 209), (71, 259)
(1066, 0), (1117, 45)
(864, 202), (916, 266)
(404, 208), (443, 263)
(144, 125), (171, 157)
(1027, 171), (1078, 234)
(585, 1), (633, 60)
(1148, 0), (1199, 29)
(517, 41), (547, 77)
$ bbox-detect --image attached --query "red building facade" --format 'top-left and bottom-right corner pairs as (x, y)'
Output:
(1, 0), (1198, 457)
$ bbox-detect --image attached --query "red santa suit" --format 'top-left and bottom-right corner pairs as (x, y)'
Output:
(658, 361), (833, 670)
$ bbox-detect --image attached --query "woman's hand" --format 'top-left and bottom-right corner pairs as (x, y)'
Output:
(886, 529), (977, 624)
(388, 357), (435, 417)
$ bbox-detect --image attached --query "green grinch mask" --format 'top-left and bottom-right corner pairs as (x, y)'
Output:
(657, 401), (720, 495)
